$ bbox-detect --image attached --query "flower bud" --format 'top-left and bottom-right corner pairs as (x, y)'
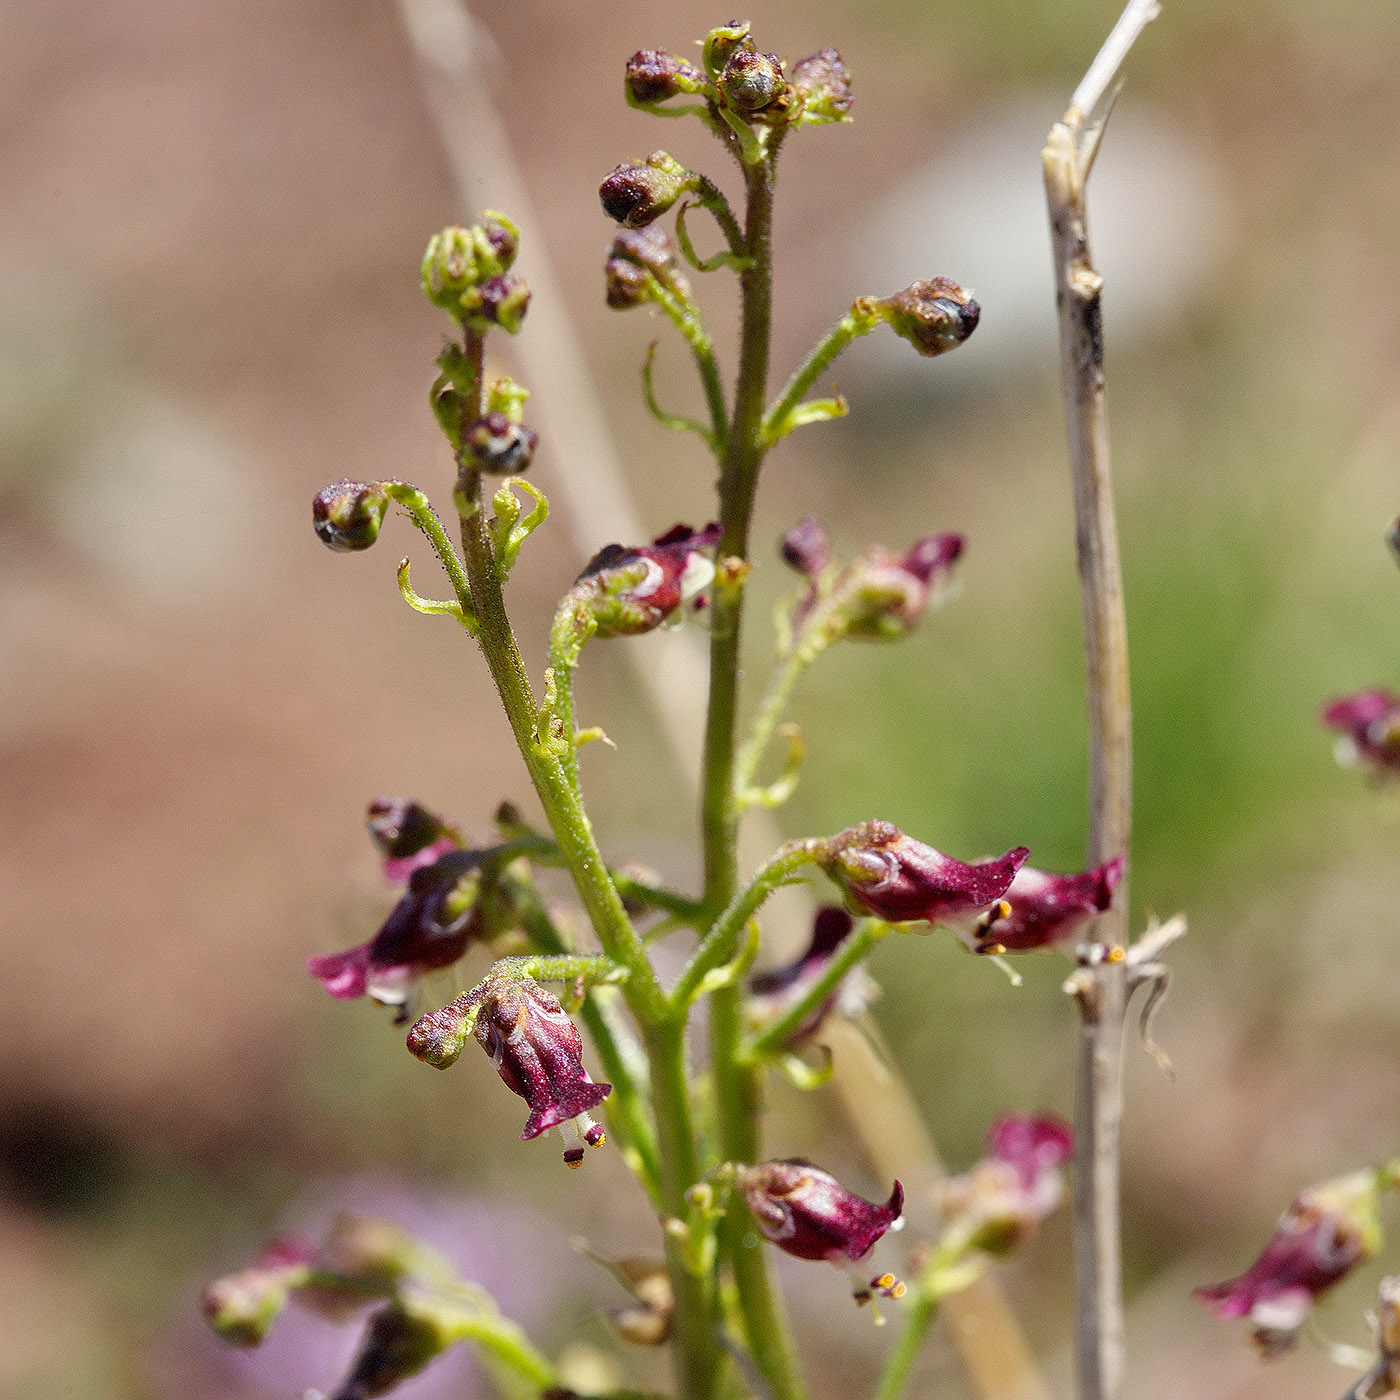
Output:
(600, 152), (698, 229)
(624, 48), (707, 107)
(308, 849), (485, 1013)
(717, 49), (788, 118)
(367, 797), (459, 884)
(1197, 1168), (1384, 1355)
(938, 1115), (1073, 1255)
(421, 217), (519, 318)
(1322, 688), (1400, 776)
(838, 532), (964, 640)
(573, 523), (720, 637)
(314, 1214), (448, 1297)
(463, 412), (538, 476)
(737, 1160), (903, 1266)
(963, 855), (1124, 956)
(332, 1293), (460, 1399)
(872, 278), (980, 357)
(818, 821), (1028, 928)
(201, 1237), (314, 1347)
(313, 480), (390, 552)
(779, 517), (830, 578)
(466, 273), (531, 335)
(789, 48), (854, 125)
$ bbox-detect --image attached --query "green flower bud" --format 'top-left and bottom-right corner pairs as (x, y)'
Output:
(201, 1238), (313, 1347)
(871, 278), (980, 357)
(420, 215), (521, 322)
(313, 480), (390, 552)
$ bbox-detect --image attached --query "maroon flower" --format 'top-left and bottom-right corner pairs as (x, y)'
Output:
(747, 907), (871, 1044)
(1196, 1170), (1383, 1354)
(939, 1114), (1073, 1255)
(313, 480), (390, 553)
(1322, 688), (1400, 776)
(789, 48), (854, 125)
(960, 856), (1124, 955)
(737, 1160), (903, 1267)
(624, 49), (707, 107)
(872, 278), (980, 357)
(599, 152), (697, 229)
(818, 821), (1028, 928)
(573, 523), (721, 637)
(410, 971), (611, 1167)
(307, 850), (484, 1014)
(366, 797), (460, 885)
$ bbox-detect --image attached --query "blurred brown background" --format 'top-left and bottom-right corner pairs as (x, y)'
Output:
(3, 1), (1399, 1397)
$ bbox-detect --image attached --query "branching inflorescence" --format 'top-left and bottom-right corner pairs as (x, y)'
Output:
(200, 15), (1227, 1400)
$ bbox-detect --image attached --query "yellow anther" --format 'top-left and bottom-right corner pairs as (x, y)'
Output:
(566, 1157), (583, 1169)
(590, 1131), (606, 1148)
(1106, 945), (1125, 963)
(874, 1274), (895, 1289)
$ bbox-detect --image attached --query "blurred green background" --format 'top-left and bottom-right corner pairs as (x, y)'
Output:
(3, 1), (1399, 1397)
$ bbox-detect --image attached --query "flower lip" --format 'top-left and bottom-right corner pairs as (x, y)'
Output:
(1321, 687), (1400, 772)
(747, 906), (858, 1044)
(574, 522), (721, 637)
(987, 1113), (1074, 1188)
(969, 855), (1124, 954)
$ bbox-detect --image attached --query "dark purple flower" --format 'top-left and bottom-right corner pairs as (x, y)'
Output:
(872, 278), (980, 356)
(624, 49), (707, 107)
(573, 523), (721, 637)
(747, 907), (870, 1044)
(201, 1237), (315, 1347)
(1322, 688), (1400, 776)
(462, 412), (538, 476)
(960, 855), (1124, 955)
(366, 797), (460, 885)
(605, 225), (686, 310)
(409, 972), (611, 1167)
(1196, 1170), (1383, 1354)
(737, 1160), (903, 1266)
(939, 1114), (1073, 1255)
(307, 850), (484, 1013)
(818, 821), (1028, 928)
(313, 480), (390, 553)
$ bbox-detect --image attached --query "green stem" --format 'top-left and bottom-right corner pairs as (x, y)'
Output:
(673, 842), (818, 1008)
(761, 305), (877, 443)
(382, 481), (476, 618)
(745, 920), (887, 1059)
(695, 141), (811, 1400)
(451, 330), (718, 1399)
(734, 646), (810, 797)
(871, 1293), (939, 1400)
(650, 278), (728, 451)
(455, 1313), (558, 1394)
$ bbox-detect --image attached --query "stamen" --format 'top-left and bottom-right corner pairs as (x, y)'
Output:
(560, 1119), (586, 1168)
(581, 1114), (606, 1149)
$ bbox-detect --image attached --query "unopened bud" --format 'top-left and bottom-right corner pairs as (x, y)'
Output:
(333, 1296), (455, 1399)
(201, 1238), (314, 1347)
(313, 480), (390, 552)
(467, 273), (531, 334)
(600, 152), (697, 229)
(718, 49), (787, 117)
(790, 48), (854, 124)
(604, 226), (685, 310)
(420, 216), (520, 320)
(464, 412), (538, 475)
(779, 517), (830, 577)
(624, 48), (707, 106)
(873, 278), (980, 356)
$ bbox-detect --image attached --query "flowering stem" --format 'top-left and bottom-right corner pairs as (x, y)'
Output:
(744, 920), (887, 1059)
(1041, 6), (1157, 1398)
(872, 1293), (940, 1400)
(761, 305), (875, 443)
(648, 278), (729, 450)
(451, 329), (718, 1398)
(448, 1312), (559, 1394)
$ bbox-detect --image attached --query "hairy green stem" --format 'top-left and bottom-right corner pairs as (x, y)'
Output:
(649, 278), (729, 450)
(452, 330), (717, 1398)
(382, 481), (475, 618)
(761, 305), (876, 442)
(745, 920), (886, 1059)
(872, 1292), (939, 1400)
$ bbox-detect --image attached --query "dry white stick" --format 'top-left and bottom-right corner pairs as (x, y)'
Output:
(1042, 3), (1159, 1399)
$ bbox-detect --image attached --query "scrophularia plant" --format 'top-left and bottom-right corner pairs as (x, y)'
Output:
(198, 14), (1240, 1400)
